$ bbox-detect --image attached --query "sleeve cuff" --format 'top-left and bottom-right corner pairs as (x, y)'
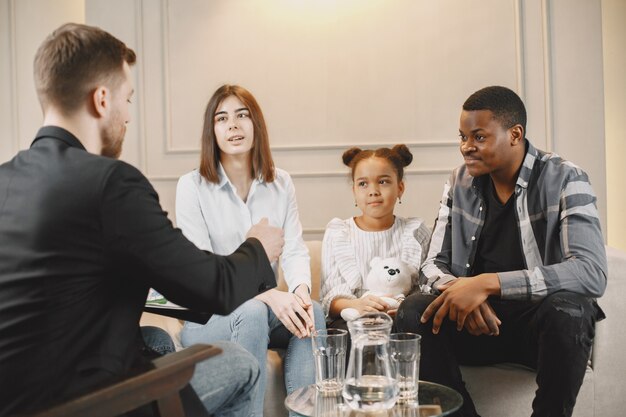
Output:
(244, 237), (278, 294)
(498, 270), (529, 300)
(429, 274), (456, 288)
(290, 282), (311, 294)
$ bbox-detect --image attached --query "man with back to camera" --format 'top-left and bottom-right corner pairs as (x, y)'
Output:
(396, 86), (607, 417)
(0, 23), (286, 417)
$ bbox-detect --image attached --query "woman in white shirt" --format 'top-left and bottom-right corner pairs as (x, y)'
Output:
(176, 85), (324, 417)
(320, 145), (431, 336)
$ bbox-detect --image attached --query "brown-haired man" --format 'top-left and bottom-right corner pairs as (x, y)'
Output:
(0, 23), (284, 417)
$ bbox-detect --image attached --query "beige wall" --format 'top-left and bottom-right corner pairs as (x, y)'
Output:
(0, 0), (84, 159)
(1, 0), (613, 243)
(602, 0), (626, 251)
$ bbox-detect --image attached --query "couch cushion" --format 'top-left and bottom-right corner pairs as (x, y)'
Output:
(461, 364), (593, 417)
(264, 349), (288, 417)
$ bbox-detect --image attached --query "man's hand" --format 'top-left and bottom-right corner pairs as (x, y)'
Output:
(255, 288), (313, 338)
(420, 273), (500, 334)
(464, 301), (502, 336)
(246, 218), (284, 263)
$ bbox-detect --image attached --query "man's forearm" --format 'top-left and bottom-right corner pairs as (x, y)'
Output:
(473, 273), (502, 297)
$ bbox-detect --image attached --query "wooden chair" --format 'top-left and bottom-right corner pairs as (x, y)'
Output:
(24, 344), (221, 417)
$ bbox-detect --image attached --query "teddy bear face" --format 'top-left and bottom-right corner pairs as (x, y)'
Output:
(384, 265), (401, 276)
(340, 257), (417, 322)
(364, 256), (415, 296)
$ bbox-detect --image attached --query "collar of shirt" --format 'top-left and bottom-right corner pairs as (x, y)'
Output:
(216, 162), (265, 198)
(32, 126), (86, 151)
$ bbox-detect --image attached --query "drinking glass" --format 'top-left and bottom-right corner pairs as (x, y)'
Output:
(389, 332), (421, 403)
(312, 329), (348, 392)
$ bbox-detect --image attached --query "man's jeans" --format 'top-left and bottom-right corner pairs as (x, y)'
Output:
(141, 326), (176, 355)
(181, 298), (326, 417)
(396, 291), (603, 417)
(142, 326), (260, 417)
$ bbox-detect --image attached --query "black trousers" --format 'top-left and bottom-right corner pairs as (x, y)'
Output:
(395, 291), (603, 417)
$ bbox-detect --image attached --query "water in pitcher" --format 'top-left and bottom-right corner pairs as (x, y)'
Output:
(343, 375), (397, 410)
(342, 313), (399, 410)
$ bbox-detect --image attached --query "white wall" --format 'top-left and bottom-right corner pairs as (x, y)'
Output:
(1, 0), (610, 242)
(602, 0), (626, 251)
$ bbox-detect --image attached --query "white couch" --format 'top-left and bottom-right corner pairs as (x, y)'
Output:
(141, 243), (626, 417)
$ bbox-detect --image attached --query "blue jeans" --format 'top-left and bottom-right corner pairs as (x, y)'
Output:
(141, 325), (176, 355)
(181, 299), (326, 417)
(142, 326), (259, 417)
(191, 341), (260, 417)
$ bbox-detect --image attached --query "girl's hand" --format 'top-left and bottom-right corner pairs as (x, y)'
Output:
(255, 288), (312, 338)
(351, 294), (390, 315)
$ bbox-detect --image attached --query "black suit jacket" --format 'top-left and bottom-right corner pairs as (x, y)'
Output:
(0, 126), (276, 416)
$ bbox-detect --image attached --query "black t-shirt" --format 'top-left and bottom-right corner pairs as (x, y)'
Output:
(472, 179), (526, 275)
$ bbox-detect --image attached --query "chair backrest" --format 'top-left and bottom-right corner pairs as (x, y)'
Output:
(24, 344), (220, 417)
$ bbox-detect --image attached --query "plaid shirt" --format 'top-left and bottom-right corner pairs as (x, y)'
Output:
(421, 139), (607, 301)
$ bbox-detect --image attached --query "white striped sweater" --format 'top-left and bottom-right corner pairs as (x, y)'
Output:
(320, 216), (431, 316)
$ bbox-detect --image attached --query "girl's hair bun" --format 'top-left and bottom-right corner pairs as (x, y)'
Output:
(392, 144), (413, 167)
(342, 147), (362, 167)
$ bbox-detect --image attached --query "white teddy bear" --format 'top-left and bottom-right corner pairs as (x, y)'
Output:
(340, 257), (416, 322)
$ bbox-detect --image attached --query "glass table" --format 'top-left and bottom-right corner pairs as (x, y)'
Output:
(285, 381), (463, 417)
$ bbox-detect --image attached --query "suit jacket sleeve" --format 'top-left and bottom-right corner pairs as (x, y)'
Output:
(101, 162), (276, 315)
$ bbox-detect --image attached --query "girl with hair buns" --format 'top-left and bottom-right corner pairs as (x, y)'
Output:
(320, 145), (431, 333)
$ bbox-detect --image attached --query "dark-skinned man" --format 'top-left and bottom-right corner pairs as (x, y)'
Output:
(397, 86), (606, 417)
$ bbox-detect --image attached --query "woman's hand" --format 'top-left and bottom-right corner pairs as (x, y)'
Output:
(255, 288), (313, 338)
(294, 284), (316, 334)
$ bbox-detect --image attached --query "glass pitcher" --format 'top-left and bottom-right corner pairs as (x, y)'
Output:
(342, 312), (399, 410)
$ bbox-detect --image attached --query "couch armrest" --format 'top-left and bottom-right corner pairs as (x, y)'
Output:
(592, 246), (626, 416)
(306, 240), (322, 302)
(276, 240), (323, 302)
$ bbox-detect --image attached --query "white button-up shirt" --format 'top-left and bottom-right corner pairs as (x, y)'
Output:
(176, 165), (311, 292)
